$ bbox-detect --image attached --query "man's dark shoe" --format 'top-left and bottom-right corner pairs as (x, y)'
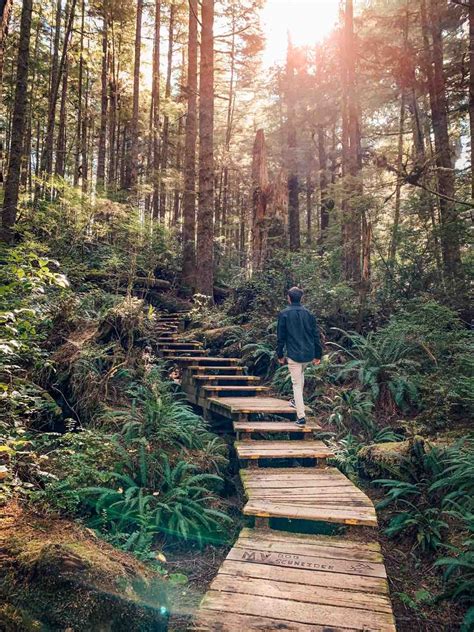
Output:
(295, 417), (306, 426)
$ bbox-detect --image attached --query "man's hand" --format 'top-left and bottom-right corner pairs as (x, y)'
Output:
(278, 357), (286, 365)
(312, 358), (321, 366)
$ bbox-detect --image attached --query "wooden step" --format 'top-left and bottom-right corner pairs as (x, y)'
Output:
(202, 385), (270, 396)
(233, 420), (315, 439)
(235, 440), (333, 465)
(240, 467), (378, 527)
(156, 342), (202, 349)
(160, 348), (207, 356)
(187, 365), (245, 374)
(195, 528), (396, 631)
(193, 374), (260, 384)
(166, 356), (241, 365)
(207, 396), (301, 420)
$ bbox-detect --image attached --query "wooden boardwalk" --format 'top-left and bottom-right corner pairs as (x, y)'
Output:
(195, 529), (395, 631)
(157, 317), (396, 631)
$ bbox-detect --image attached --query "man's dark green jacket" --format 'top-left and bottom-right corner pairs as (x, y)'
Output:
(276, 303), (322, 363)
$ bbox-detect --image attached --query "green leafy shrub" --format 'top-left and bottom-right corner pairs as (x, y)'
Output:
(435, 511), (474, 631)
(81, 446), (231, 549)
(376, 441), (473, 553)
(325, 389), (375, 437)
(330, 328), (419, 413)
(380, 301), (473, 427)
(32, 430), (123, 514)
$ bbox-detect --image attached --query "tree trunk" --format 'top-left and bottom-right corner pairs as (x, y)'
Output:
(470, 0), (474, 201)
(286, 37), (300, 250)
(389, 91), (406, 263)
(341, 0), (362, 284)
(74, 0), (85, 187)
(173, 48), (186, 227)
(81, 48), (89, 194)
(182, 0), (197, 286)
(40, 0), (76, 184)
(97, 16), (108, 190)
(108, 21), (118, 189)
(306, 174), (313, 245)
(159, 2), (175, 221)
(55, 49), (68, 178)
(251, 129), (270, 272)
(1, 0), (32, 241)
(126, 0), (143, 191)
(151, 0), (161, 217)
(317, 125), (331, 240)
(0, 0), (12, 93)
(423, 0), (463, 283)
(41, 0), (62, 179)
(196, 0), (215, 298)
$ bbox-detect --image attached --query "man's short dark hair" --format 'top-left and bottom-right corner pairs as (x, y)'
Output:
(288, 287), (304, 304)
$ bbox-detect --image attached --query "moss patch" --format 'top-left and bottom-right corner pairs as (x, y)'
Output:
(0, 502), (168, 631)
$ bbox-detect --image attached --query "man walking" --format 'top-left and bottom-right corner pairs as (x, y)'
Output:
(277, 287), (322, 426)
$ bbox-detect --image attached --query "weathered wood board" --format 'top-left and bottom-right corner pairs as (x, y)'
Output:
(195, 528), (396, 631)
(240, 467), (378, 527)
(235, 439), (334, 462)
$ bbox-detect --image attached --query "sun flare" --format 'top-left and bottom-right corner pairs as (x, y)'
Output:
(262, 0), (340, 65)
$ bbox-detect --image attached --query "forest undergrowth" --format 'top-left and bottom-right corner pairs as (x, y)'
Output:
(0, 202), (472, 630)
(192, 257), (473, 632)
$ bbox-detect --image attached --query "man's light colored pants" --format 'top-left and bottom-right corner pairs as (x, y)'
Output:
(287, 359), (308, 420)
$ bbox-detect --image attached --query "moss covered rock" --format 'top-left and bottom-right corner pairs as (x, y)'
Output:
(0, 503), (168, 631)
(202, 326), (243, 355)
(358, 439), (414, 478)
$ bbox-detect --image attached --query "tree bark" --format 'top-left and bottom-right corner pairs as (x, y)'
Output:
(196, 0), (215, 298)
(341, 0), (362, 284)
(1, 0), (32, 241)
(470, 0), (474, 201)
(181, 0), (197, 287)
(317, 125), (331, 239)
(286, 37), (300, 250)
(97, 16), (108, 190)
(55, 48), (68, 178)
(0, 0), (12, 92)
(108, 21), (118, 189)
(151, 0), (161, 217)
(389, 91), (406, 263)
(40, 0), (77, 183)
(251, 129), (270, 272)
(159, 2), (175, 221)
(74, 0), (85, 187)
(126, 0), (143, 191)
(423, 0), (463, 283)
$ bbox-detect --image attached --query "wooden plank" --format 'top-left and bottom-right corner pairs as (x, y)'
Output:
(240, 468), (349, 482)
(209, 575), (393, 613)
(226, 545), (386, 578)
(157, 342), (202, 348)
(203, 386), (270, 394)
(243, 501), (378, 526)
(195, 610), (345, 631)
(165, 356), (241, 364)
(235, 538), (382, 563)
(200, 590), (396, 630)
(218, 559), (388, 593)
(194, 375), (260, 382)
(234, 420), (318, 433)
(239, 527), (381, 552)
(235, 440), (333, 459)
(207, 396), (300, 415)
(160, 348), (207, 354)
(188, 365), (245, 373)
